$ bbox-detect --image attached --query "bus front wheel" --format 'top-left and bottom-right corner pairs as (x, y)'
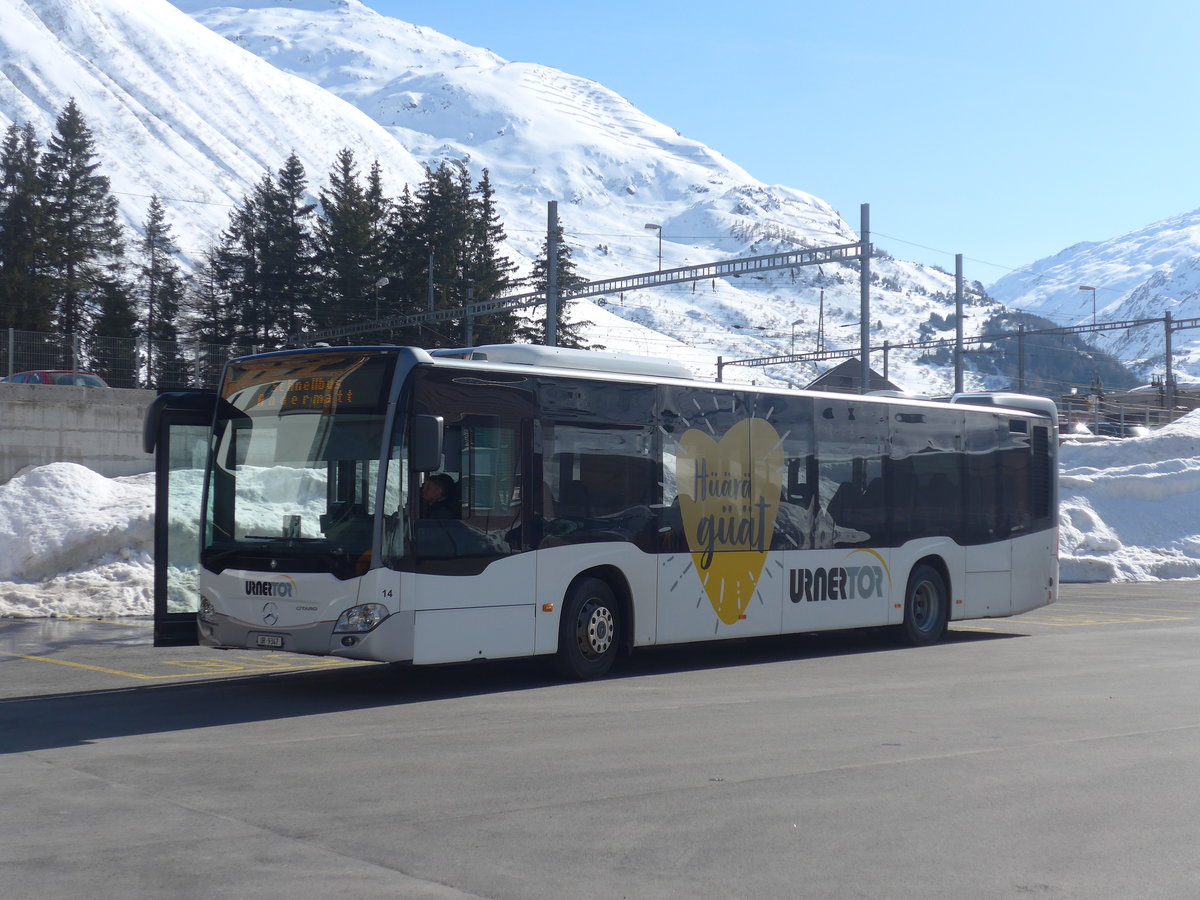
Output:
(555, 577), (619, 680)
(900, 564), (948, 646)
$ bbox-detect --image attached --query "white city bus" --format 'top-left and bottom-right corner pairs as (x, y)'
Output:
(145, 343), (1058, 679)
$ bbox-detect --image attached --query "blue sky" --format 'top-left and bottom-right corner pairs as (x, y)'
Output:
(371, 0), (1197, 283)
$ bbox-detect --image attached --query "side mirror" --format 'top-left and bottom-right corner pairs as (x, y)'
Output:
(410, 414), (444, 472)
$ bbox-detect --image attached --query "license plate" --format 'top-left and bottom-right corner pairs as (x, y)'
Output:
(256, 634), (285, 648)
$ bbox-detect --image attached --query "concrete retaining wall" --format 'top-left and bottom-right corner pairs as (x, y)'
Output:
(0, 383), (158, 484)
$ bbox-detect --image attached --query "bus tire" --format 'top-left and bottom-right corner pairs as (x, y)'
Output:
(554, 577), (619, 680)
(900, 564), (948, 646)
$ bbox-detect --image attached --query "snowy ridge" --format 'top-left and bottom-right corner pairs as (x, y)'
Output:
(1, 0), (427, 254)
(9, 0), (1200, 385)
(1, 0), (985, 391)
(988, 208), (1200, 379)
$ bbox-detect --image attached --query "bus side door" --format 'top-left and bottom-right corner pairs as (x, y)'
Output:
(144, 391), (216, 647)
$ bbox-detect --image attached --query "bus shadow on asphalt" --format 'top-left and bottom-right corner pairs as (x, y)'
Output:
(0, 627), (1022, 755)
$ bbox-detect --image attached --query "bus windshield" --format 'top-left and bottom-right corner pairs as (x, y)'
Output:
(203, 350), (396, 579)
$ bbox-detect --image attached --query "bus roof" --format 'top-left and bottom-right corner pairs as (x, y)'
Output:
(429, 344), (693, 380)
(950, 392), (1060, 424)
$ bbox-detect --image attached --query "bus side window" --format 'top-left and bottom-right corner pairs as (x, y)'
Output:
(772, 394), (814, 550)
(542, 422), (657, 548)
(999, 448), (1032, 535)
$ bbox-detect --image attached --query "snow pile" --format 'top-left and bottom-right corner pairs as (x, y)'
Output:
(3, 411), (1200, 617)
(1058, 411), (1200, 582)
(0, 464), (156, 617)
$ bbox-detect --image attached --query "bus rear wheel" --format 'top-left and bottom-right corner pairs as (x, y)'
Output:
(555, 577), (619, 680)
(900, 564), (948, 646)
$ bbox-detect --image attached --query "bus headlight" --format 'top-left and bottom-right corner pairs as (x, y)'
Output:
(333, 603), (389, 634)
(198, 596), (218, 625)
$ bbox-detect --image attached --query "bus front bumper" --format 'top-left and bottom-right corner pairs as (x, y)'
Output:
(199, 609), (416, 662)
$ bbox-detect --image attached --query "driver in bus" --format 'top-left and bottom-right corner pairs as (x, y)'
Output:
(421, 473), (460, 519)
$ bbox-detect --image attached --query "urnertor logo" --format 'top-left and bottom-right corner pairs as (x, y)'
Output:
(244, 577), (296, 599)
(789, 548), (892, 604)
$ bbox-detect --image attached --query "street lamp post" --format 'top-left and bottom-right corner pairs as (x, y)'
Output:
(1079, 284), (1097, 326)
(373, 276), (390, 318)
(644, 223), (662, 271)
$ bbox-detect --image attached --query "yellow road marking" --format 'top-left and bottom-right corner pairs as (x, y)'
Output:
(1, 653), (194, 680)
(0, 651), (365, 681)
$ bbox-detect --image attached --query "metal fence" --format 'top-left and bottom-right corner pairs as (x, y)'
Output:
(2, 328), (256, 390)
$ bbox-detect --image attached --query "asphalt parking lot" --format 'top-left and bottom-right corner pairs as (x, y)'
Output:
(3, 581), (1200, 899)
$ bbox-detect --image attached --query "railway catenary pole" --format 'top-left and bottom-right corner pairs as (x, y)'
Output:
(954, 253), (964, 394)
(859, 203), (870, 394)
(547, 201), (559, 348)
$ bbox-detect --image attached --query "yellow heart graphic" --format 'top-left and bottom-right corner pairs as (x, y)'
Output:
(676, 418), (784, 625)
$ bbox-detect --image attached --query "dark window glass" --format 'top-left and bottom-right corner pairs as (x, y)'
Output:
(816, 398), (887, 548)
(201, 351), (396, 579)
(889, 404), (962, 542)
(405, 367), (534, 571)
(540, 376), (657, 550)
(1031, 424), (1054, 527)
(660, 385), (759, 555)
(995, 419), (1034, 537)
(962, 412), (1002, 543)
(769, 394), (815, 550)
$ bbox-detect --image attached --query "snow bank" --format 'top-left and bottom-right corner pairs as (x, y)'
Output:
(0, 463), (155, 617)
(1058, 410), (1200, 582)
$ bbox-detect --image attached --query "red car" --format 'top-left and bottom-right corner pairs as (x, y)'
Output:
(1, 370), (110, 387)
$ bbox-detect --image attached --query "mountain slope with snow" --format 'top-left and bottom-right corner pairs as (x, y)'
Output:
(1, 0), (426, 254)
(4, 0), (996, 389)
(988, 208), (1200, 379)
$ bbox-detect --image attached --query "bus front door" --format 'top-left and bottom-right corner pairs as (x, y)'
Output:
(144, 391), (217, 647)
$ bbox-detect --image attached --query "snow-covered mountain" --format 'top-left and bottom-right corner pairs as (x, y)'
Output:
(0, 0), (1016, 387)
(988, 209), (1200, 380)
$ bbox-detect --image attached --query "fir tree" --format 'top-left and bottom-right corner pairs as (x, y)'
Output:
(380, 183), (432, 346)
(215, 194), (263, 347)
(465, 168), (517, 346)
(185, 247), (241, 387)
(521, 220), (592, 349)
(258, 152), (316, 342)
(39, 99), (125, 358)
(364, 160), (394, 328)
(217, 154), (316, 349)
(138, 196), (188, 387)
(312, 148), (388, 331)
(91, 276), (140, 388)
(412, 160), (476, 348)
(0, 122), (53, 333)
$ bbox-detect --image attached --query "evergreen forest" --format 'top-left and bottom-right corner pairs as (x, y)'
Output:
(0, 101), (588, 387)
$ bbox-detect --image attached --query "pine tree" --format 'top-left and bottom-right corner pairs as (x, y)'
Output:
(522, 220), (592, 349)
(0, 122), (53, 333)
(412, 161), (476, 348)
(364, 159), (393, 328)
(185, 247), (241, 387)
(91, 276), (140, 388)
(258, 152), (316, 342)
(465, 168), (518, 346)
(39, 99), (125, 358)
(380, 183), (431, 346)
(312, 148), (389, 332)
(138, 196), (188, 387)
(215, 194), (263, 347)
